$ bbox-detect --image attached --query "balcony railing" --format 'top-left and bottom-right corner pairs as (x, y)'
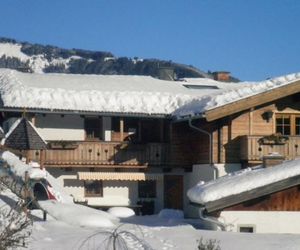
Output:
(240, 135), (300, 162)
(29, 141), (170, 168)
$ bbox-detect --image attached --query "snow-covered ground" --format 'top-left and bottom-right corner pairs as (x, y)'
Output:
(0, 189), (299, 250)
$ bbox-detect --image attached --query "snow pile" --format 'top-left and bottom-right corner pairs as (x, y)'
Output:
(0, 151), (72, 203)
(0, 151), (46, 180)
(0, 151), (118, 228)
(158, 209), (184, 220)
(0, 69), (212, 115)
(44, 171), (73, 204)
(174, 73), (300, 118)
(107, 207), (135, 218)
(188, 158), (300, 204)
(39, 200), (118, 228)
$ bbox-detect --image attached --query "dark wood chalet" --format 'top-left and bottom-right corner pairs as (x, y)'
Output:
(172, 79), (300, 168)
(2, 79), (300, 170)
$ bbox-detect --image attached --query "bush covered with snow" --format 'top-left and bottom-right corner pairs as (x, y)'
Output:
(158, 209), (184, 220)
(107, 207), (135, 218)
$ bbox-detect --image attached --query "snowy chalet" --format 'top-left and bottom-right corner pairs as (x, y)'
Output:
(1, 69), (300, 220)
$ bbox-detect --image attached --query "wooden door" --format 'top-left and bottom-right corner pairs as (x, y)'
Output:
(164, 175), (183, 209)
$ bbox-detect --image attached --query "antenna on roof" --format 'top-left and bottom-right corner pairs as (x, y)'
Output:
(22, 107), (27, 118)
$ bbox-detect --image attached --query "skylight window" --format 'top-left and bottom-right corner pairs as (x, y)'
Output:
(183, 84), (219, 90)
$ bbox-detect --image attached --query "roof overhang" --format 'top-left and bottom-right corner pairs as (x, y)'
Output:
(203, 174), (300, 213)
(0, 107), (169, 119)
(204, 79), (300, 122)
(171, 113), (206, 123)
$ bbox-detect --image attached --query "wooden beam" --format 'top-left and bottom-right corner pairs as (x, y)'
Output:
(160, 119), (164, 142)
(249, 107), (254, 135)
(44, 163), (148, 169)
(205, 80), (300, 122)
(31, 116), (36, 126)
(39, 149), (45, 170)
(120, 117), (124, 141)
(138, 120), (142, 141)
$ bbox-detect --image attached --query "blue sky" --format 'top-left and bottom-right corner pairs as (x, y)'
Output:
(0, 0), (299, 81)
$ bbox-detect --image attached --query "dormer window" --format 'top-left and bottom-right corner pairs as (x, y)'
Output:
(183, 84), (219, 90)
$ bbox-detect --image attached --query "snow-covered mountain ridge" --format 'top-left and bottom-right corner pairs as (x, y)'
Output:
(0, 37), (213, 79)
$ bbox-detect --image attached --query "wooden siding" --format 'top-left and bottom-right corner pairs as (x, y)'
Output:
(205, 79), (300, 121)
(218, 94), (300, 164)
(206, 176), (300, 214)
(167, 93), (300, 165)
(240, 135), (300, 162)
(224, 113), (250, 163)
(29, 141), (170, 167)
(223, 185), (300, 212)
(170, 122), (215, 165)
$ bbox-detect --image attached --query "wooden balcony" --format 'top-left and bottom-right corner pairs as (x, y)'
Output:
(240, 135), (300, 162)
(29, 141), (170, 168)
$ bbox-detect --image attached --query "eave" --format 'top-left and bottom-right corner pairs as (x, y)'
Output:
(204, 79), (300, 122)
(204, 174), (300, 213)
(0, 107), (170, 119)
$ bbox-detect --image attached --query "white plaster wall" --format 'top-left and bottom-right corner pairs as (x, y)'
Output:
(47, 168), (83, 199)
(184, 163), (242, 218)
(155, 179), (164, 213)
(221, 211), (300, 234)
(215, 163), (242, 177)
(47, 168), (164, 213)
(35, 114), (85, 141)
(102, 116), (112, 141)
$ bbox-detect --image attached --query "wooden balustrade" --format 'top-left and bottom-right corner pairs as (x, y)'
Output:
(29, 141), (170, 167)
(240, 135), (300, 162)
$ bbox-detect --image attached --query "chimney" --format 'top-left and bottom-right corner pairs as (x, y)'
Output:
(158, 67), (175, 81)
(212, 71), (230, 82)
(262, 153), (285, 168)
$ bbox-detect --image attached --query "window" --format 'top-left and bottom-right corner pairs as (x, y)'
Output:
(296, 117), (300, 135)
(138, 180), (156, 198)
(275, 114), (300, 136)
(84, 180), (103, 197)
(238, 225), (255, 233)
(276, 115), (291, 135)
(85, 118), (102, 140)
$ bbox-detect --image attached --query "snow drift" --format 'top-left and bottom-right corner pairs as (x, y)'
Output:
(188, 159), (300, 204)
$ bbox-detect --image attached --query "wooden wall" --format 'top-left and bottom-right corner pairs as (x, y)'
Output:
(171, 93), (300, 165)
(223, 185), (300, 211)
(170, 120), (218, 166)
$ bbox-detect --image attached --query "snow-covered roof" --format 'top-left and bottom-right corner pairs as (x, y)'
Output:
(1, 69), (299, 119)
(0, 69), (219, 116)
(187, 158), (300, 207)
(174, 73), (300, 119)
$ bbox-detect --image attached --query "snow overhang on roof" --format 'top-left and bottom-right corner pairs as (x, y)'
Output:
(187, 159), (300, 213)
(0, 69), (214, 117)
(173, 73), (300, 122)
